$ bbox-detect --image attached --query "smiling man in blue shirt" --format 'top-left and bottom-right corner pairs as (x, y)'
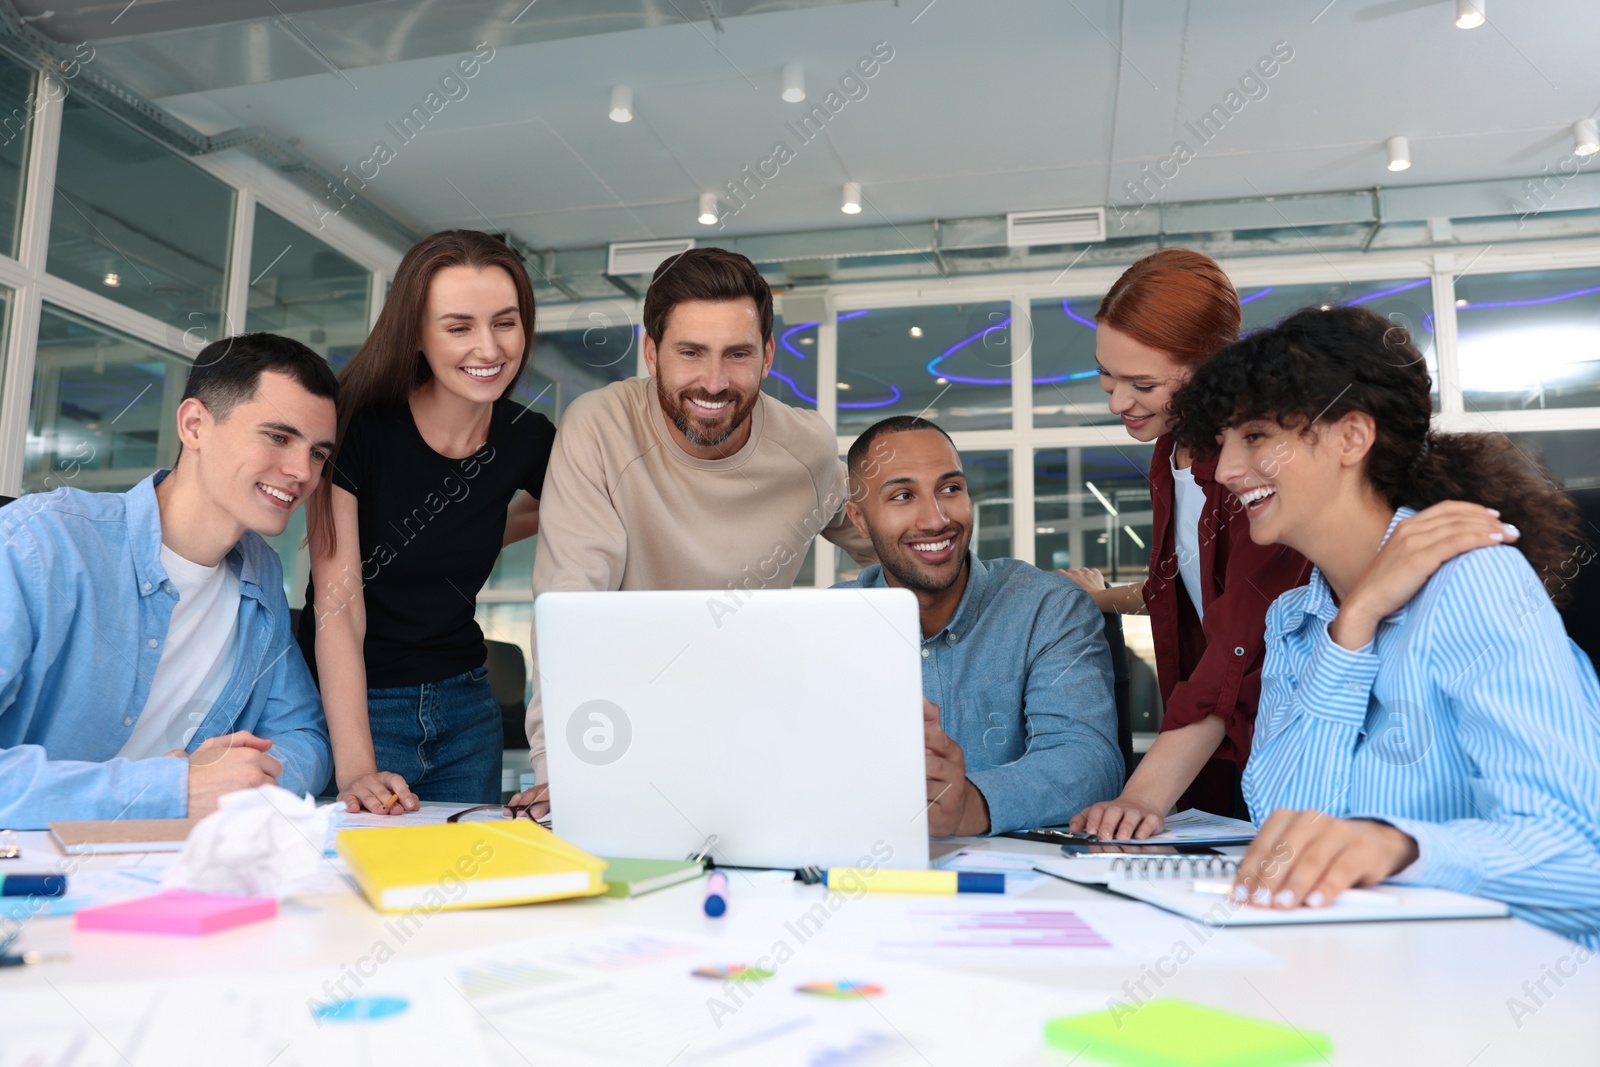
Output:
(0, 333), (337, 828)
(833, 416), (1121, 836)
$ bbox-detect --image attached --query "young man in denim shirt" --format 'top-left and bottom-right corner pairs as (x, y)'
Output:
(0, 334), (337, 828)
(834, 416), (1121, 836)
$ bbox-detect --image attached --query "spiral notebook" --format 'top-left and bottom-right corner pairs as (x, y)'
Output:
(1033, 852), (1239, 887)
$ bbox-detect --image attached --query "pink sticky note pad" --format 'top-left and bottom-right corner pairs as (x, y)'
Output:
(74, 889), (277, 936)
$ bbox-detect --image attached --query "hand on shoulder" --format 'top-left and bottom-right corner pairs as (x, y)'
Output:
(1332, 502), (1516, 650)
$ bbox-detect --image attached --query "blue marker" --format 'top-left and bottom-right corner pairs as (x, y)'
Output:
(704, 871), (728, 917)
(0, 874), (66, 898)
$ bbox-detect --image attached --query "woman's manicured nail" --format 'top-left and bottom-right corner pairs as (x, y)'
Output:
(1306, 891), (1326, 908)
(1274, 889), (1296, 908)
(1502, 523), (1520, 539)
(1232, 884), (1249, 902)
(1253, 886), (1272, 906)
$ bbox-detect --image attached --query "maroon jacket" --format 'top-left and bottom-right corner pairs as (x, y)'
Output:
(1145, 434), (1312, 810)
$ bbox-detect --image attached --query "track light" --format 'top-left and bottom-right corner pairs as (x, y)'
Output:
(609, 85), (633, 123)
(1575, 118), (1600, 158)
(841, 181), (862, 215)
(697, 193), (719, 226)
(1455, 0), (1485, 28)
(1386, 135), (1411, 172)
(781, 64), (806, 103)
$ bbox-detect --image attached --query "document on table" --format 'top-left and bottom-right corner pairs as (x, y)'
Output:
(425, 925), (1099, 1066)
(800, 897), (1279, 969)
(332, 800), (477, 830)
(0, 963), (492, 1067)
(1090, 808), (1257, 846)
(0, 855), (177, 920)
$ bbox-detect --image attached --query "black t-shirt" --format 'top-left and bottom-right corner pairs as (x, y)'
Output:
(298, 399), (555, 688)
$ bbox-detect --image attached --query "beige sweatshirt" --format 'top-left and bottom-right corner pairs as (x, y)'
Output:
(524, 377), (876, 779)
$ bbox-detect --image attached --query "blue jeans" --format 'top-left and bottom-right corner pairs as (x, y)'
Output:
(367, 666), (502, 805)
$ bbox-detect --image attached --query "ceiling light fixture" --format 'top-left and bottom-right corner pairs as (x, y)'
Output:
(836, 382), (851, 390)
(697, 193), (719, 226)
(841, 181), (862, 215)
(909, 326), (923, 338)
(781, 64), (806, 103)
(1454, 0), (1485, 28)
(102, 272), (120, 287)
(609, 85), (633, 123)
(1574, 118), (1600, 158)
(1386, 135), (1411, 172)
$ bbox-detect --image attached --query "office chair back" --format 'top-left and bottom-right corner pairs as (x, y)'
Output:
(1559, 487), (1599, 672)
(1101, 612), (1134, 782)
(484, 639), (529, 749)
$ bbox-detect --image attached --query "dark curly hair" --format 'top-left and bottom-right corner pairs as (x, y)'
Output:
(1170, 304), (1584, 605)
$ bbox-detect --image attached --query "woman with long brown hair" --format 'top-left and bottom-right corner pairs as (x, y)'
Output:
(1064, 249), (1312, 836)
(300, 230), (553, 814)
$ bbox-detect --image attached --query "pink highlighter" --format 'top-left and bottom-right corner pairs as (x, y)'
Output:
(74, 890), (277, 936)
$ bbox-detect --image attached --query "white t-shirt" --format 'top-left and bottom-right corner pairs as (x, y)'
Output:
(119, 544), (242, 760)
(1171, 456), (1207, 622)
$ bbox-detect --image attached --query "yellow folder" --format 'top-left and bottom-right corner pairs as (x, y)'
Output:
(336, 820), (608, 912)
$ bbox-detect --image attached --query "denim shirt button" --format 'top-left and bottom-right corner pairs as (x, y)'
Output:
(122, 717), (133, 727)
(142, 582), (151, 591)
(147, 638), (158, 648)
(947, 632), (958, 644)
(921, 647), (930, 659)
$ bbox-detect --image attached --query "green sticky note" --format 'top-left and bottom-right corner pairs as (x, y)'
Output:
(1044, 998), (1332, 1067)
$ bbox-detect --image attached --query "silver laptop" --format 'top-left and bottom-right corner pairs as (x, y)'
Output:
(536, 588), (930, 871)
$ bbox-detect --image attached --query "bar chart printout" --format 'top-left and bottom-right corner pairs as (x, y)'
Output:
(901, 907), (1113, 950)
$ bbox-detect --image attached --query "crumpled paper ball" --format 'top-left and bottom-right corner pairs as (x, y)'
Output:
(165, 785), (338, 898)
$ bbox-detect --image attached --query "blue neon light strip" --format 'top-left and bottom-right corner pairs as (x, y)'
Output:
(1456, 284), (1600, 311)
(1346, 278), (1431, 305)
(774, 311), (899, 408)
(1061, 299), (1097, 329)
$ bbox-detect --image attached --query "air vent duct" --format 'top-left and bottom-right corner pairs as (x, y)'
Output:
(1005, 208), (1107, 247)
(607, 239), (696, 275)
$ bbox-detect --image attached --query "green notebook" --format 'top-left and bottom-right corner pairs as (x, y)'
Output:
(1044, 998), (1332, 1067)
(599, 857), (705, 898)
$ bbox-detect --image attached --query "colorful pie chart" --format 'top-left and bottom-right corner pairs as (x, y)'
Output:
(693, 964), (775, 982)
(796, 980), (886, 999)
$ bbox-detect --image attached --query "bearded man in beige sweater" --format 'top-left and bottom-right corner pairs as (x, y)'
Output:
(509, 248), (876, 813)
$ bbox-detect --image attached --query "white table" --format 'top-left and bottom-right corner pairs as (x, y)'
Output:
(4, 829), (1597, 1065)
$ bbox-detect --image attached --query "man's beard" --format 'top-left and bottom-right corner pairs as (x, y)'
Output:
(659, 381), (758, 448)
(868, 526), (968, 593)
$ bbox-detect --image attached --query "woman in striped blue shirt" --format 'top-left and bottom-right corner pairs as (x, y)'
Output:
(1170, 304), (1600, 948)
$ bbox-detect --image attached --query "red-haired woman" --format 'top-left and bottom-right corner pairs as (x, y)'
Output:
(300, 230), (553, 815)
(1065, 249), (1312, 837)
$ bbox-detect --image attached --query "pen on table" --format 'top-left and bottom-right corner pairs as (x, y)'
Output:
(0, 874), (66, 898)
(383, 791), (400, 809)
(0, 950), (70, 967)
(824, 868), (1005, 895)
(704, 871), (729, 917)
(1190, 879), (1399, 906)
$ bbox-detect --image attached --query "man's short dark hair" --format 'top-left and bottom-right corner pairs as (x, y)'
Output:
(846, 415), (958, 487)
(643, 247), (773, 346)
(182, 332), (338, 422)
